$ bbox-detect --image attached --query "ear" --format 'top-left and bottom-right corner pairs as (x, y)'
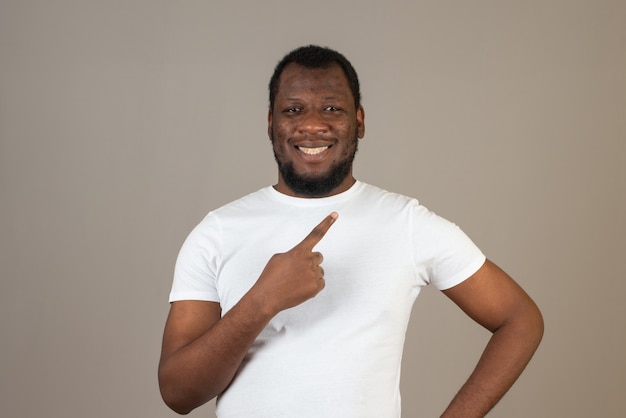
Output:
(267, 110), (273, 141)
(356, 106), (365, 139)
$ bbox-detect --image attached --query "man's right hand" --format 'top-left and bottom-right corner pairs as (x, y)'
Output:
(251, 212), (338, 315)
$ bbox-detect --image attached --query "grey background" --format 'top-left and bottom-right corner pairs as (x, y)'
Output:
(1, 1), (624, 417)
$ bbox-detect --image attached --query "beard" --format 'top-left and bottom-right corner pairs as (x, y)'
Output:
(272, 134), (359, 197)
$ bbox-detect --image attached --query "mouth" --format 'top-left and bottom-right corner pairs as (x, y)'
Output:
(297, 145), (330, 155)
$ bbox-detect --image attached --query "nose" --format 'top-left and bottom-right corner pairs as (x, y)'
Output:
(297, 110), (328, 135)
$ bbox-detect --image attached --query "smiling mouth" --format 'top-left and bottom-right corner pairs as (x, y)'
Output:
(297, 146), (329, 155)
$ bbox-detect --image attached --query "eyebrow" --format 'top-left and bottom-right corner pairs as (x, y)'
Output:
(283, 95), (345, 102)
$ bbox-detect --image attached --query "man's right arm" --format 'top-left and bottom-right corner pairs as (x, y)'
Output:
(158, 296), (273, 415)
(158, 212), (338, 414)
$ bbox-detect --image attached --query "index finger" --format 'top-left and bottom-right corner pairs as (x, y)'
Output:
(297, 212), (338, 251)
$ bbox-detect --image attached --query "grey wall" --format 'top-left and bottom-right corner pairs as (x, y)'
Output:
(1, 1), (624, 417)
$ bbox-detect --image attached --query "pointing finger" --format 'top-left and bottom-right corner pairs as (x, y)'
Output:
(298, 212), (338, 251)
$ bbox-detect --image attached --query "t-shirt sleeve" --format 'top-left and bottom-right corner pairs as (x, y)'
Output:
(169, 213), (221, 303)
(412, 203), (486, 290)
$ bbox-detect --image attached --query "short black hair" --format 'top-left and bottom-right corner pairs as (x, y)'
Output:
(268, 45), (361, 111)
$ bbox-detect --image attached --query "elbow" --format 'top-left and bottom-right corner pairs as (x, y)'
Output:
(159, 383), (194, 415)
(158, 371), (202, 415)
(164, 401), (193, 416)
(514, 300), (544, 353)
(524, 297), (544, 343)
(163, 396), (192, 415)
(530, 303), (545, 348)
(498, 300), (544, 352)
(158, 368), (218, 415)
(167, 403), (194, 416)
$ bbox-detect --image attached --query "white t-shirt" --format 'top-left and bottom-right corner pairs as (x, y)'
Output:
(170, 181), (485, 418)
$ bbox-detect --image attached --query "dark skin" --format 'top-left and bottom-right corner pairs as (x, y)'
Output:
(269, 63), (364, 197)
(158, 63), (543, 416)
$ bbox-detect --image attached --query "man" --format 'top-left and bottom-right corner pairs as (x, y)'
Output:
(158, 45), (543, 417)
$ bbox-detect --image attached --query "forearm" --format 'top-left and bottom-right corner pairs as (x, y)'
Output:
(159, 292), (273, 414)
(440, 304), (543, 417)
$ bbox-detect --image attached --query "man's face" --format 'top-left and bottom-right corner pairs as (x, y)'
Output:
(268, 63), (365, 197)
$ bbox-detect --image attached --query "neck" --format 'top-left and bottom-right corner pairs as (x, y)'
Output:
(274, 175), (356, 198)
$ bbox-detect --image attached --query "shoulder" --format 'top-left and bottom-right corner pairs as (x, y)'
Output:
(194, 186), (274, 227)
(356, 182), (452, 230)
(211, 186), (274, 216)
(355, 182), (421, 209)
(179, 187), (272, 248)
(356, 183), (474, 246)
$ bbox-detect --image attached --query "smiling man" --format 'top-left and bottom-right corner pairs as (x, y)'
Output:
(158, 45), (543, 418)
(269, 59), (364, 197)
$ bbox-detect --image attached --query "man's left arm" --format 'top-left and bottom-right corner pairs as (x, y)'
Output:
(440, 259), (544, 418)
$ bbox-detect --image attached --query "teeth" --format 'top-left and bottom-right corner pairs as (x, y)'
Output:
(298, 146), (329, 155)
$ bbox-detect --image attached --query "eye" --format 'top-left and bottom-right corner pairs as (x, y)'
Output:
(284, 106), (302, 114)
(324, 106), (341, 112)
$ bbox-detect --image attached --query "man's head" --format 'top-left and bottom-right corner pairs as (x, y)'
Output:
(268, 45), (365, 198)
(269, 45), (361, 113)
